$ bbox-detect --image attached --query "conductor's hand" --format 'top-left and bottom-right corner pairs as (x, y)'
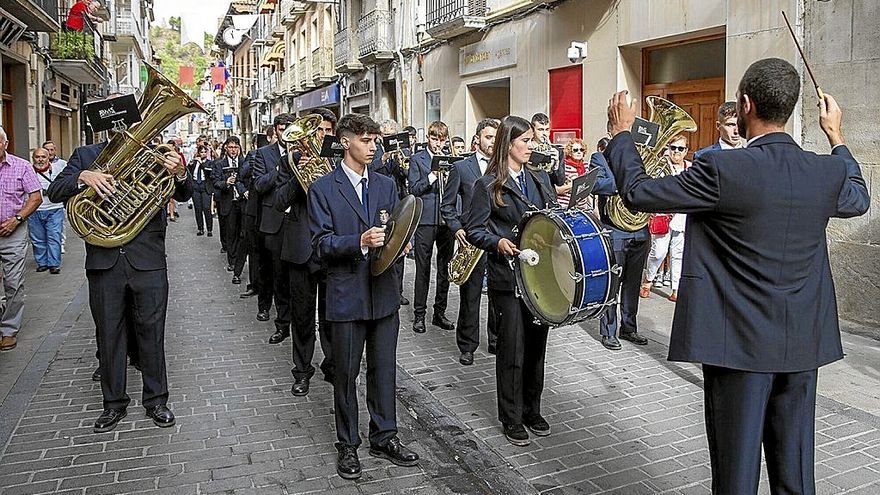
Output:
(819, 93), (845, 147)
(497, 238), (520, 257)
(607, 90), (638, 137)
(361, 226), (386, 248)
(161, 152), (185, 178)
(455, 229), (468, 246)
(79, 170), (117, 199)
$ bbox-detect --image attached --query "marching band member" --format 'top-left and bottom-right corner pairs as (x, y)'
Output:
(237, 127), (275, 306)
(466, 116), (554, 447)
(441, 118), (500, 365)
(211, 136), (245, 279)
(308, 113), (419, 480)
(530, 113), (566, 187)
(188, 144), (213, 237)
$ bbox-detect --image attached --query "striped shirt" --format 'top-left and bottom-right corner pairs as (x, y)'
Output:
(0, 152), (41, 222)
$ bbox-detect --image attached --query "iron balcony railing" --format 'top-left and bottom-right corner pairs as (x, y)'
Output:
(426, 0), (486, 29)
(298, 57), (310, 86)
(356, 9), (393, 59)
(333, 27), (352, 69)
(49, 11), (107, 79)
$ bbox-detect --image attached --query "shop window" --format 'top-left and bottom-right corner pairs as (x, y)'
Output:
(646, 38), (725, 85)
(426, 90), (440, 125)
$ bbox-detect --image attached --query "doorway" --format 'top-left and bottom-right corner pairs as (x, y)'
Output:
(467, 78), (510, 123)
(549, 66), (582, 144)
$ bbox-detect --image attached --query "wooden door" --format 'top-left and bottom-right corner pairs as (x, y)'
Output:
(643, 77), (725, 160)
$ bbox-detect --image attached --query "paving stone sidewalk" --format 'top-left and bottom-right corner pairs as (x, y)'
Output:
(1, 209), (879, 494)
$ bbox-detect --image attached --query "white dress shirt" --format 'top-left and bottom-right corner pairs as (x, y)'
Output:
(341, 160), (371, 255)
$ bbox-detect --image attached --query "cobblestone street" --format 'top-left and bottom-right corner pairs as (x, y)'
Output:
(1, 211), (879, 494)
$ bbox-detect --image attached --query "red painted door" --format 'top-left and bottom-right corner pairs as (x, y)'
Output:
(548, 65), (582, 144)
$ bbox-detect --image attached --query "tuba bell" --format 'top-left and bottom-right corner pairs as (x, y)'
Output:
(604, 96), (697, 231)
(66, 63), (206, 248)
(280, 114), (334, 192)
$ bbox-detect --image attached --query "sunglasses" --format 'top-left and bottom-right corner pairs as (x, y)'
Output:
(668, 145), (687, 152)
(571, 147), (584, 152)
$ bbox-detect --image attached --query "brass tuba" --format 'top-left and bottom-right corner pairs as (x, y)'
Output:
(604, 96), (697, 231)
(67, 63), (205, 248)
(280, 114), (334, 192)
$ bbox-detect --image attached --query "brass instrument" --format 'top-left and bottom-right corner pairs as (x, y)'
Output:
(67, 63), (205, 248)
(393, 143), (410, 173)
(280, 114), (334, 192)
(449, 242), (484, 285)
(528, 141), (559, 173)
(604, 96), (697, 231)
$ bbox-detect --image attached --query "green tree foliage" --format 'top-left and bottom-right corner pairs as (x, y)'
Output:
(150, 19), (211, 93)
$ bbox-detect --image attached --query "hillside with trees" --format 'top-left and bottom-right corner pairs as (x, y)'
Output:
(150, 16), (213, 92)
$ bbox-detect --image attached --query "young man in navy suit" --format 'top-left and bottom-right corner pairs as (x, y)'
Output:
(440, 118), (500, 365)
(211, 136), (245, 277)
(693, 101), (742, 160)
(308, 113), (419, 480)
(604, 58), (869, 494)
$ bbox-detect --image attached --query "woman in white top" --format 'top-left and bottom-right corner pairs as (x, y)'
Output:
(641, 134), (690, 302)
(28, 147), (67, 273)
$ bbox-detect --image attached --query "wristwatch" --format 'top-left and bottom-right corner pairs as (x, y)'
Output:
(14, 214), (23, 223)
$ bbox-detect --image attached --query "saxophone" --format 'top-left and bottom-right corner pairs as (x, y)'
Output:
(604, 97), (696, 231)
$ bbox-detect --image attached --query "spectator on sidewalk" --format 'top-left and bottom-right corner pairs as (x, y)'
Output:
(0, 126), (43, 351)
(28, 147), (66, 274)
(43, 141), (68, 254)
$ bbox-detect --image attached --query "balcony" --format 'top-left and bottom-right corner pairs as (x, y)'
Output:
(115, 10), (149, 58)
(426, 0), (486, 40)
(333, 27), (363, 74)
(272, 14), (285, 39)
(281, 0), (307, 26)
(285, 67), (300, 95)
(298, 56), (314, 89)
(49, 18), (107, 85)
(2, 0), (60, 32)
(356, 9), (394, 64)
(311, 46), (334, 84)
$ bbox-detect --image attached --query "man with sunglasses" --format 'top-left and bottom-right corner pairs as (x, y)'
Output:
(694, 101), (742, 159)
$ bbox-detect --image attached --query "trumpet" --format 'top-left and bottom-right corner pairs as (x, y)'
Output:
(390, 142), (410, 173)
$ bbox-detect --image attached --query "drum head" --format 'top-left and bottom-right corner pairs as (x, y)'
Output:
(371, 195), (422, 276)
(517, 213), (578, 325)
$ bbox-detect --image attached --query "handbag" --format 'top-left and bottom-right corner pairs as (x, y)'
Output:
(648, 214), (672, 235)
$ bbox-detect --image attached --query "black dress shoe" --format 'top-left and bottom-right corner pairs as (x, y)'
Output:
(601, 335), (622, 350)
(49, 267), (61, 274)
(503, 423), (530, 446)
(432, 313), (455, 330)
(291, 377), (310, 396)
(620, 332), (648, 345)
(226, 264), (234, 272)
(94, 408), (126, 433)
(399, 295), (410, 306)
(487, 344), (497, 355)
(196, 230), (204, 236)
(256, 310), (270, 321)
(220, 247), (227, 253)
(268, 329), (290, 344)
(145, 404), (175, 427)
(336, 443), (361, 480)
(207, 231), (213, 237)
(36, 266), (48, 272)
(412, 317), (426, 334)
(240, 288), (257, 298)
(91, 367), (101, 381)
(524, 415), (551, 437)
(459, 351), (474, 366)
(231, 275), (241, 284)
(369, 436), (419, 467)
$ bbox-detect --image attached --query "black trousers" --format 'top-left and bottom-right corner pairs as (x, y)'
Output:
(316, 278), (333, 379)
(703, 365), (818, 495)
(265, 234), (291, 332)
(87, 257), (169, 410)
(244, 218), (273, 312)
(191, 185), (212, 233)
(289, 262), (320, 380)
(333, 313), (399, 448)
(412, 225), (454, 318)
(232, 202), (248, 277)
(600, 236), (650, 337)
(219, 202), (242, 267)
(456, 256), (490, 353)
(490, 289), (549, 425)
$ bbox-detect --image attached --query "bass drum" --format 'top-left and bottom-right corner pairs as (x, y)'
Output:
(515, 208), (619, 326)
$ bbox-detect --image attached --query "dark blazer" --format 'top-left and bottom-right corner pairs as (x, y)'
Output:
(407, 149), (443, 226)
(46, 142), (193, 271)
(605, 131), (869, 372)
(693, 141), (723, 161)
(308, 164), (401, 322)
(239, 150), (260, 218)
(187, 158), (213, 193)
(273, 155), (312, 264)
(466, 170), (552, 292)
(252, 142), (287, 234)
(590, 151), (649, 240)
(549, 145), (566, 186)
(440, 153), (484, 233)
(369, 142), (408, 199)
(211, 155), (244, 216)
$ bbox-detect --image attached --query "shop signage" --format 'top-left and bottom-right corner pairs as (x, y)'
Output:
(459, 35), (517, 76)
(294, 83), (340, 112)
(348, 79), (371, 97)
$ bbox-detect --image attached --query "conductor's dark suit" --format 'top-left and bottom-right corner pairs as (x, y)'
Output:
(47, 142), (193, 411)
(440, 153), (497, 353)
(212, 155), (244, 267)
(605, 131), (869, 493)
(253, 142), (291, 333)
(407, 150), (454, 321)
(308, 164), (402, 448)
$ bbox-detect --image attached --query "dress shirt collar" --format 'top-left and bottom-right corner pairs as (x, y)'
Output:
(745, 134), (768, 148)
(341, 159), (369, 190)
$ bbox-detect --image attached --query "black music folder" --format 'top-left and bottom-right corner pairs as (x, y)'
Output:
(84, 94), (141, 133)
(382, 132), (411, 150)
(567, 168), (600, 209)
(430, 155), (463, 173)
(319, 135), (345, 159)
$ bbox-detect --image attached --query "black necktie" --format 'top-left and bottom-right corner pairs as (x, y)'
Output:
(517, 173), (527, 196)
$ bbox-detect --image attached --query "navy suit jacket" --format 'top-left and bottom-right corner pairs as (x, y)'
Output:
(273, 155), (313, 264)
(590, 151), (650, 241)
(466, 170), (552, 291)
(605, 131), (869, 372)
(407, 149), (444, 226)
(210, 155), (244, 216)
(47, 142), (192, 271)
(187, 158), (213, 194)
(369, 142), (408, 198)
(693, 141), (723, 161)
(440, 153), (484, 233)
(252, 143), (287, 234)
(308, 164), (401, 322)
(239, 150), (260, 218)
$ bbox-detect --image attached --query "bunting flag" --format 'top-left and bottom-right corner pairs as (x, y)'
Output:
(211, 63), (230, 92)
(179, 65), (195, 86)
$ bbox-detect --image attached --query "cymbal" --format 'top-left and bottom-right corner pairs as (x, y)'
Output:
(371, 195), (422, 276)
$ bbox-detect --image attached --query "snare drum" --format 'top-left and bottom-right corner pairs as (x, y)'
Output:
(515, 208), (619, 326)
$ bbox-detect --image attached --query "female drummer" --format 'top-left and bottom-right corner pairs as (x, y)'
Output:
(466, 116), (554, 447)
